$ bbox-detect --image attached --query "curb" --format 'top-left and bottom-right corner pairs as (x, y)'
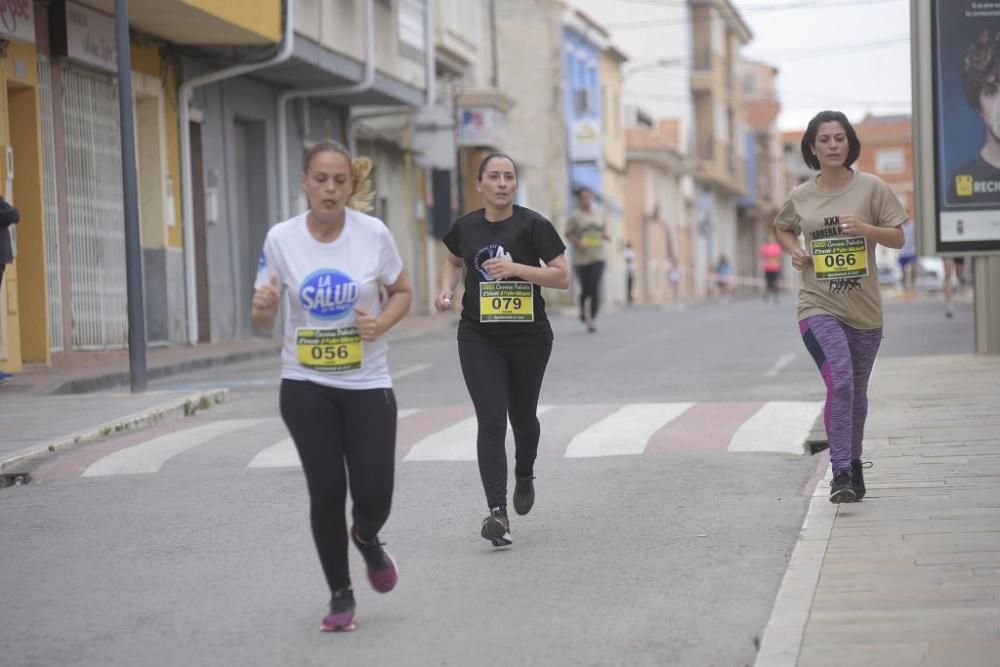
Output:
(47, 316), (458, 396)
(49, 347), (281, 395)
(754, 463), (837, 667)
(0, 388), (229, 474)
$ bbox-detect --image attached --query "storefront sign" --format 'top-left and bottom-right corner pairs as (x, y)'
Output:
(52, 1), (117, 74)
(570, 119), (600, 162)
(456, 107), (508, 148)
(0, 0), (36, 44)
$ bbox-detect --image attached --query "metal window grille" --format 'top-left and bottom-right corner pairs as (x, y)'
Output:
(37, 57), (64, 352)
(61, 66), (128, 349)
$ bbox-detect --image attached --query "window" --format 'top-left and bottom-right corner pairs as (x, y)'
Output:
(575, 88), (592, 115)
(398, 0), (426, 60)
(876, 148), (905, 174)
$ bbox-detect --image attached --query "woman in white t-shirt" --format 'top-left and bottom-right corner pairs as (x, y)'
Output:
(774, 111), (905, 505)
(251, 139), (412, 633)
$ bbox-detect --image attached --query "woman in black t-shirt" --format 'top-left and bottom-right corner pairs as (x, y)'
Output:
(435, 153), (569, 547)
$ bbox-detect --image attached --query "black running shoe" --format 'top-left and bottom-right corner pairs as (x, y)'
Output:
(481, 506), (512, 546)
(351, 525), (399, 593)
(851, 460), (872, 501)
(829, 470), (857, 504)
(513, 476), (535, 515)
(321, 587), (356, 632)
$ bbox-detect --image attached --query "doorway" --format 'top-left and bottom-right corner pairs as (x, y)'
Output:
(232, 119), (269, 337)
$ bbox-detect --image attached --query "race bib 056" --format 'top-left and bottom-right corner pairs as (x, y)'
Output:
(296, 327), (362, 372)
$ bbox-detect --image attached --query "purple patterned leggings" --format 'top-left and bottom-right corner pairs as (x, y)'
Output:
(799, 315), (883, 473)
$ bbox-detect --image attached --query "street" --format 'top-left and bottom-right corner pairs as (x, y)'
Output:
(0, 296), (974, 666)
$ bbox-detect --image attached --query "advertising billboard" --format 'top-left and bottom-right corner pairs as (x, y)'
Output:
(931, 0), (1000, 251)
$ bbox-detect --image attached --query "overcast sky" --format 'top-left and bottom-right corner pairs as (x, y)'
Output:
(568, 0), (912, 131)
(735, 0), (911, 130)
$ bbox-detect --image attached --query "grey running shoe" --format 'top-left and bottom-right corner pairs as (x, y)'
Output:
(481, 507), (512, 546)
(513, 476), (535, 515)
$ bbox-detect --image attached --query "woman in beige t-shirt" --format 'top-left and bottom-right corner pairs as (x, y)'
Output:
(774, 110), (906, 504)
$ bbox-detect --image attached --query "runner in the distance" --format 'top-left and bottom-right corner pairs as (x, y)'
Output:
(252, 139), (412, 632)
(434, 152), (569, 546)
(566, 185), (609, 332)
(774, 110), (906, 504)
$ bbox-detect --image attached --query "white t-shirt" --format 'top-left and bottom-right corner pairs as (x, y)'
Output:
(255, 208), (403, 390)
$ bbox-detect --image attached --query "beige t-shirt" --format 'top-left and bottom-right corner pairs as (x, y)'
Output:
(774, 171), (908, 329)
(566, 209), (608, 265)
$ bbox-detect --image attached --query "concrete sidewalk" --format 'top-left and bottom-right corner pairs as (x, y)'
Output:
(756, 354), (1000, 667)
(0, 312), (456, 475)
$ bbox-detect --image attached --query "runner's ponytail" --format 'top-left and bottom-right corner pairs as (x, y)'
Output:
(348, 157), (375, 214)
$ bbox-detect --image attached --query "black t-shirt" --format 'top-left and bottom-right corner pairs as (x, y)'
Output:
(443, 205), (566, 345)
(949, 155), (1000, 206)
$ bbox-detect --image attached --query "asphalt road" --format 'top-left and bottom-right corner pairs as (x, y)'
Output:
(0, 295), (973, 666)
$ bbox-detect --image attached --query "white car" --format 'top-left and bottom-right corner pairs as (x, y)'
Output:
(914, 257), (945, 291)
(877, 261), (901, 287)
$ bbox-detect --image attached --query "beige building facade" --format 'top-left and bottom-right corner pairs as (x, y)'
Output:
(624, 119), (692, 304)
(690, 0), (751, 293)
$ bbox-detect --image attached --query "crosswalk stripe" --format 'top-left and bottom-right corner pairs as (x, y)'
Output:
(564, 403), (694, 458)
(248, 437), (297, 469)
(248, 409), (420, 469)
(70, 402), (820, 481)
(82, 419), (272, 477)
(404, 406), (552, 462)
(727, 401), (823, 454)
(646, 402), (765, 454)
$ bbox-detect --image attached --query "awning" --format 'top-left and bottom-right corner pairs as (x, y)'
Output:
(70, 0), (281, 46)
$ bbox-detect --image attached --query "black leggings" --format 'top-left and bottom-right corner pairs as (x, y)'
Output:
(279, 379), (397, 592)
(458, 339), (553, 509)
(576, 261), (605, 320)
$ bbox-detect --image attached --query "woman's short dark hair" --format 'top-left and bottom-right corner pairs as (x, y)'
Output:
(963, 28), (1000, 109)
(800, 110), (861, 170)
(477, 152), (518, 181)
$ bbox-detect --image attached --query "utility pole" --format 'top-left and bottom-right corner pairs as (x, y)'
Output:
(115, 0), (148, 391)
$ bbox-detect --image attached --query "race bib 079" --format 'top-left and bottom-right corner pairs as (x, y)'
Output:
(296, 327), (362, 372)
(479, 281), (534, 322)
(811, 236), (868, 280)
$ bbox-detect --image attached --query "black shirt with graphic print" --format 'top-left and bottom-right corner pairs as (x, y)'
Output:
(443, 205), (566, 345)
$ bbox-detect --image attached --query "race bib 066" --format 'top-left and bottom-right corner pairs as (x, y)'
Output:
(811, 236), (868, 280)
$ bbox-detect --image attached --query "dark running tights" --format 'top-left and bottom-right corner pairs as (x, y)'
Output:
(280, 379), (397, 592)
(576, 261), (605, 320)
(458, 339), (553, 509)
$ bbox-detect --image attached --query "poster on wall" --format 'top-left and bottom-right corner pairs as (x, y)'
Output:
(934, 0), (1000, 250)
